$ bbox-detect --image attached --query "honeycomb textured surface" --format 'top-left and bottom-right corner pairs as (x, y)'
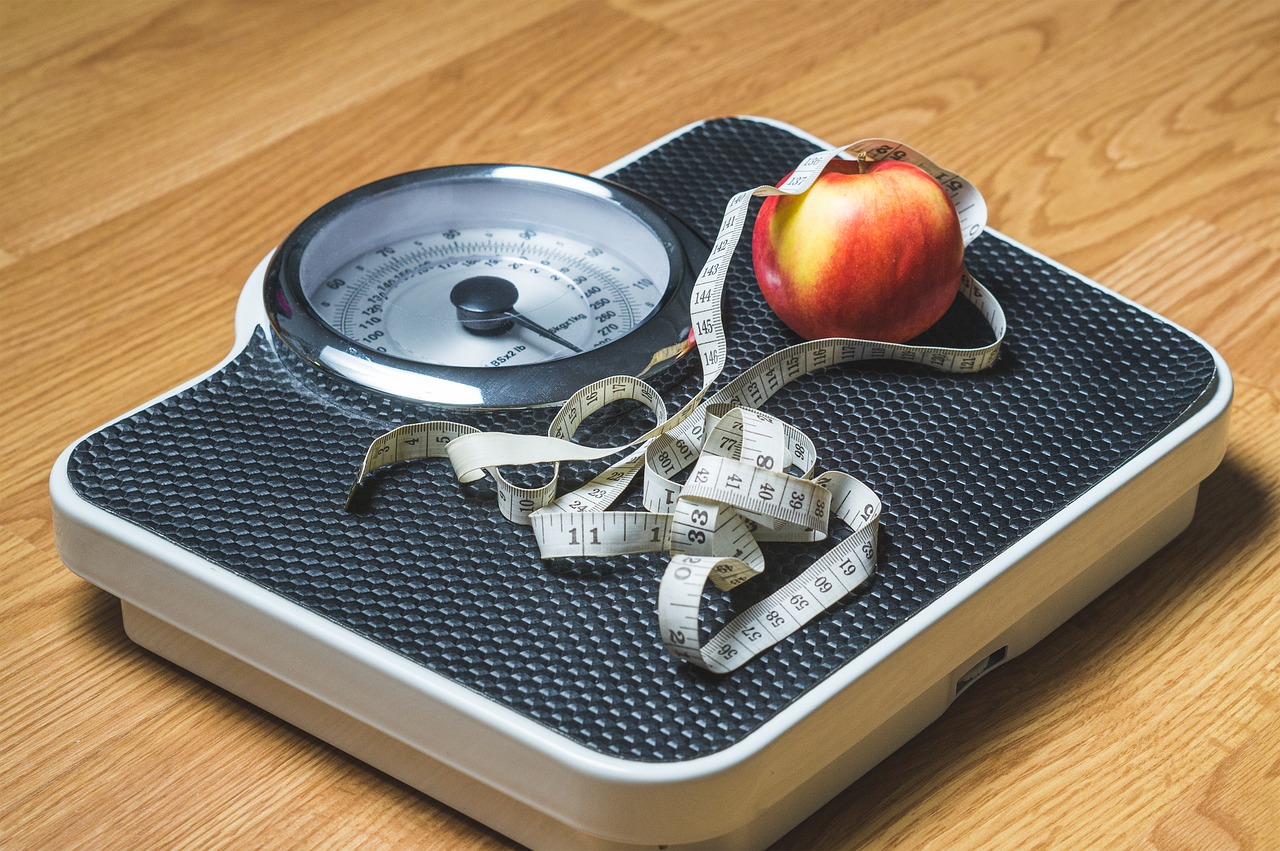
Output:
(67, 118), (1219, 762)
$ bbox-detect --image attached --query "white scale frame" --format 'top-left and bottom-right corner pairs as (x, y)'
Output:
(51, 118), (1232, 850)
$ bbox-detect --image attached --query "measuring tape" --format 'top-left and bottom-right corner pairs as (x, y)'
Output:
(348, 138), (1006, 673)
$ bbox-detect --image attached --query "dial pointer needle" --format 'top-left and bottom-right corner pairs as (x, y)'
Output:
(451, 275), (583, 353)
(504, 311), (584, 353)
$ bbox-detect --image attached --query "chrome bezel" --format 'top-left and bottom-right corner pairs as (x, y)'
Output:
(265, 164), (704, 408)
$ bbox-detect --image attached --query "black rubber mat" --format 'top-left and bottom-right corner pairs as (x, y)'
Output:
(67, 117), (1218, 761)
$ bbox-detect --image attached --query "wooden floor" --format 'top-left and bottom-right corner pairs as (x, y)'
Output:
(2, 0), (1277, 847)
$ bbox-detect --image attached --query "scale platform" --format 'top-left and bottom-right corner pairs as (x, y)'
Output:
(51, 117), (1230, 849)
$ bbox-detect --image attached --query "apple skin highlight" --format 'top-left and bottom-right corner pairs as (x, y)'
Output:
(751, 158), (964, 343)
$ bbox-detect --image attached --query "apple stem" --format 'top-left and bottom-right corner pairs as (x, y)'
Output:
(853, 151), (875, 174)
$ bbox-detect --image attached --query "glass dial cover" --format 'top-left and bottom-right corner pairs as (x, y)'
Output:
(265, 164), (704, 408)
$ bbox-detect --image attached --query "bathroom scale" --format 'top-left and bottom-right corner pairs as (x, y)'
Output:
(51, 117), (1231, 849)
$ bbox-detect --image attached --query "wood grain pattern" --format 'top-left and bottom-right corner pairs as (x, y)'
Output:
(2, 0), (1277, 848)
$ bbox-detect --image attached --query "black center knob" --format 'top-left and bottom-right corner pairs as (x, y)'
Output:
(450, 276), (519, 335)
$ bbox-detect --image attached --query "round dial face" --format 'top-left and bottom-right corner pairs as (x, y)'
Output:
(312, 226), (666, 369)
(265, 165), (705, 408)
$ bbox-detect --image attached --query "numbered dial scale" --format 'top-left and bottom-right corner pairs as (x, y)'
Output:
(265, 165), (705, 408)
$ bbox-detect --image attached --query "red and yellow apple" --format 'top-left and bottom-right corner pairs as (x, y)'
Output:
(751, 158), (964, 343)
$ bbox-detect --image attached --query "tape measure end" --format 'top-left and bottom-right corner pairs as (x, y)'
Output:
(344, 479), (366, 512)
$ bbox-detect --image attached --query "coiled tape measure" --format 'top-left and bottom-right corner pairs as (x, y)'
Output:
(294, 139), (1006, 674)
